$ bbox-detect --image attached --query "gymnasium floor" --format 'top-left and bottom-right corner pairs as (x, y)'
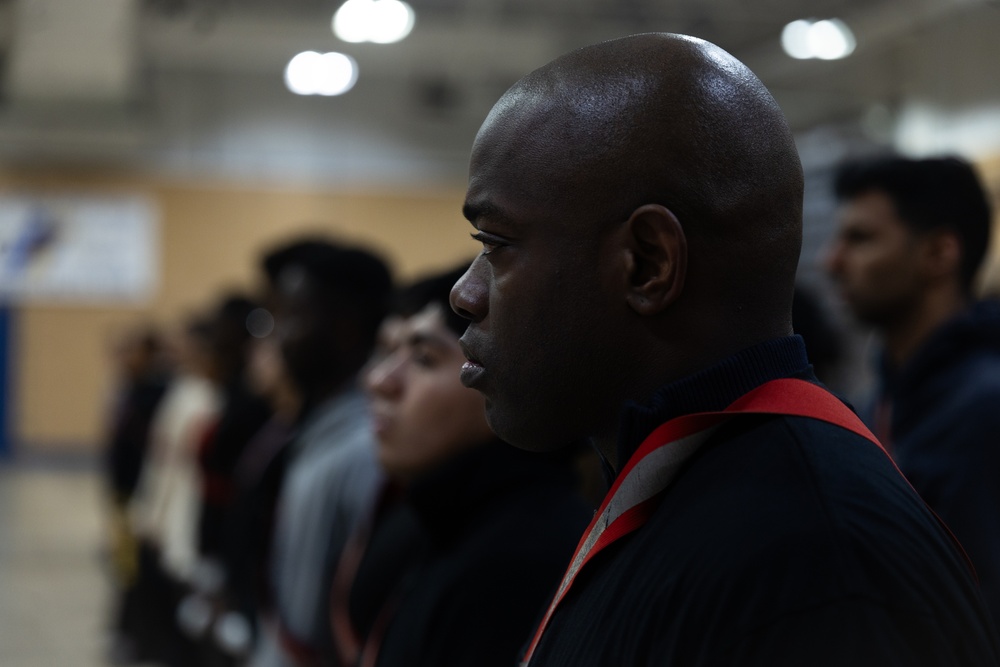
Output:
(0, 461), (117, 667)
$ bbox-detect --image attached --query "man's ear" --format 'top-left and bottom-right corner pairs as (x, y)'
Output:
(621, 204), (687, 316)
(921, 229), (962, 283)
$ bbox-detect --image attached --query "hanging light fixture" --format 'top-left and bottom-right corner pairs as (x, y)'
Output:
(333, 0), (415, 45)
(781, 18), (856, 60)
(284, 51), (359, 96)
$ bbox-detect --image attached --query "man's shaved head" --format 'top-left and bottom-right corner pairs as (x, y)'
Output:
(453, 34), (805, 454)
(478, 34), (802, 317)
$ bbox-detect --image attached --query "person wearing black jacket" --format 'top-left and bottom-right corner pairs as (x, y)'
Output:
(826, 155), (1000, 635)
(105, 326), (170, 663)
(331, 266), (590, 667)
(252, 240), (392, 667)
(105, 327), (169, 506)
(197, 295), (273, 560)
(448, 34), (1000, 666)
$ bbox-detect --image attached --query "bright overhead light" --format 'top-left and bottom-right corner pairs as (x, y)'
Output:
(333, 0), (415, 45)
(333, 0), (371, 43)
(809, 19), (855, 60)
(284, 51), (358, 96)
(781, 20), (814, 60)
(781, 18), (856, 60)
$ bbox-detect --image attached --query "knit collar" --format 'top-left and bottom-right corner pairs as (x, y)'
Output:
(615, 336), (811, 472)
(406, 440), (574, 547)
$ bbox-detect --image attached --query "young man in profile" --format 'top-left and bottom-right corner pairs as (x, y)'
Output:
(329, 266), (588, 667)
(826, 155), (1000, 635)
(450, 33), (1000, 666)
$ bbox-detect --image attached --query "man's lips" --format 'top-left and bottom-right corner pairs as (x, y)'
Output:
(370, 408), (394, 438)
(458, 337), (486, 388)
(459, 337), (485, 365)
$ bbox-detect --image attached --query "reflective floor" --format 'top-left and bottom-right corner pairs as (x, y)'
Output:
(0, 462), (117, 667)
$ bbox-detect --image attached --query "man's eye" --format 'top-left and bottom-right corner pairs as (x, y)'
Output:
(413, 350), (436, 368)
(470, 232), (503, 256)
(842, 227), (875, 244)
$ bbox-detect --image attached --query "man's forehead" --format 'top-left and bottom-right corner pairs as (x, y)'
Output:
(465, 130), (578, 225)
(409, 303), (447, 333)
(277, 265), (308, 294)
(469, 121), (538, 176)
(471, 85), (567, 169)
(839, 191), (903, 226)
(463, 176), (555, 233)
(463, 136), (538, 228)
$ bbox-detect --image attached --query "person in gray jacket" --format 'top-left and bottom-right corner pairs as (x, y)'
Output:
(251, 238), (392, 667)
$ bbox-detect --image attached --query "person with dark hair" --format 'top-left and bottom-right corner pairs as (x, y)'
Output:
(104, 324), (171, 662)
(831, 156), (991, 297)
(826, 154), (1000, 633)
(197, 294), (274, 561)
(328, 264), (588, 667)
(449, 34), (1000, 665)
(116, 316), (220, 665)
(252, 238), (392, 667)
(105, 326), (170, 507)
(211, 325), (303, 662)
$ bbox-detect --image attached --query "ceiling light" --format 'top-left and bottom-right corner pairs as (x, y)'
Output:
(809, 19), (856, 60)
(284, 51), (358, 96)
(333, 0), (371, 43)
(333, 0), (415, 45)
(781, 20), (814, 60)
(781, 18), (856, 60)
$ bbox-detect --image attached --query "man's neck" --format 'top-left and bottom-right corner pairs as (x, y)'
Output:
(601, 335), (808, 475)
(300, 376), (353, 419)
(883, 288), (969, 369)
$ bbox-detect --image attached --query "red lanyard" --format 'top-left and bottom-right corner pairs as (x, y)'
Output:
(519, 378), (883, 666)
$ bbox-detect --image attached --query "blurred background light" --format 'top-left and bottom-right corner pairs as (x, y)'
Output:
(782, 18), (856, 60)
(284, 51), (358, 96)
(246, 308), (275, 339)
(781, 20), (814, 60)
(333, 0), (415, 44)
(810, 20), (856, 60)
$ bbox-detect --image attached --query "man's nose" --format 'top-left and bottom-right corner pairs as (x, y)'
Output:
(364, 352), (404, 398)
(450, 261), (488, 323)
(821, 241), (843, 278)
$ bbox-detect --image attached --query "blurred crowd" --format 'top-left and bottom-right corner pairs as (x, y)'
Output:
(99, 150), (1000, 667)
(101, 238), (598, 667)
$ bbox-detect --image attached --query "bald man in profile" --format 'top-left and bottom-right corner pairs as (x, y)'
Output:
(451, 34), (1000, 666)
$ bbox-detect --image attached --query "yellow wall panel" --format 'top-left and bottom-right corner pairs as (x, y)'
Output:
(2, 169), (476, 451)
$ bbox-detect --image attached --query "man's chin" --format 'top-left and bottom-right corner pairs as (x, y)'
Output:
(834, 297), (884, 329)
(485, 408), (576, 454)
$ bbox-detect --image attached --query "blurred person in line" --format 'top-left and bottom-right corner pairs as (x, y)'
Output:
(105, 326), (170, 513)
(329, 266), (590, 667)
(209, 317), (303, 661)
(449, 34), (1000, 665)
(825, 154), (1000, 635)
(251, 239), (392, 667)
(104, 325), (170, 661)
(117, 316), (221, 664)
(196, 295), (273, 563)
(171, 294), (273, 667)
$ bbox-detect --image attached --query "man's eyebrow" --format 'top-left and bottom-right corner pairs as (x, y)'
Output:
(407, 330), (453, 350)
(462, 200), (513, 226)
